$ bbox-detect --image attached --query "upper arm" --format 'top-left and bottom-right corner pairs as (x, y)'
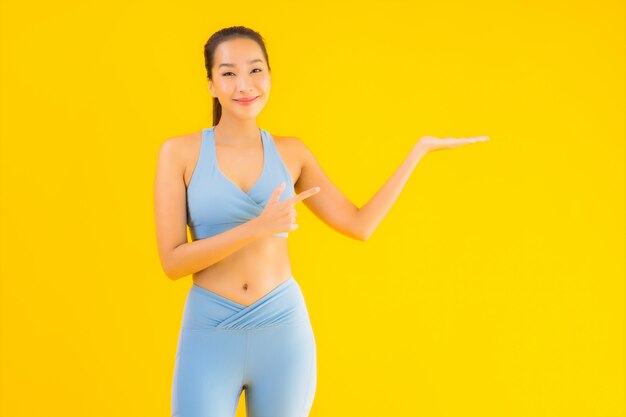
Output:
(154, 137), (188, 277)
(292, 137), (362, 239)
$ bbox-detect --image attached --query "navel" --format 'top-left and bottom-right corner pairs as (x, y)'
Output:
(242, 283), (248, 291)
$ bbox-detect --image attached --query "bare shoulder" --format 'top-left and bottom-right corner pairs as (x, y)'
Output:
(160, 130), (202, 154)
(269, 133), (310, 159)
(157, 130), (203, 178)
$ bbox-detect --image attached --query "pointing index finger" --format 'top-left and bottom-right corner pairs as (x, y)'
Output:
(289, 186), (321, 205)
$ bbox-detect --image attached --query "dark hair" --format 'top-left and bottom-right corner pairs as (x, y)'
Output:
(204, 26), (271, 126)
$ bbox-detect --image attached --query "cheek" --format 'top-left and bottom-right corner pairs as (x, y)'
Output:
(258, 76), (271, 90)
(214, 80), (229, 91)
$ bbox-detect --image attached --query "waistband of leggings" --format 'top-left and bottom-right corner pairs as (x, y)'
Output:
(184, 276), (310, 330)
(190, 276), (296, 309)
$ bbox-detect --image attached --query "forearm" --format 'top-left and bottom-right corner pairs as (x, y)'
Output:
(165, 218), (265, 280)
(356, 146), (427, 240)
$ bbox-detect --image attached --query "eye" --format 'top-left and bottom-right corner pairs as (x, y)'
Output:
(221, 68), (262, 76)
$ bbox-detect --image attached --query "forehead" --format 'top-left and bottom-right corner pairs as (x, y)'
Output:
(214, 38), (264, 66)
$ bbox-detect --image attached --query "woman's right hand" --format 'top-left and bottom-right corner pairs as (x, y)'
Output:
(255, 181), (321, 236)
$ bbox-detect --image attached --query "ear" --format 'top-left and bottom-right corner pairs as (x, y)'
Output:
(208, 79), (215, 97)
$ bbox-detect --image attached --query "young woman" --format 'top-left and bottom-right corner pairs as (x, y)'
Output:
(154, 25), (488, 417)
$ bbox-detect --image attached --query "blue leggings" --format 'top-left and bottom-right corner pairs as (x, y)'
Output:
(171, 277), (317, 417)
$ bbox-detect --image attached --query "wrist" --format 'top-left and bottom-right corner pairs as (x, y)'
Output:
(247, 217), (267, 239)
(410, 143), (428, 158)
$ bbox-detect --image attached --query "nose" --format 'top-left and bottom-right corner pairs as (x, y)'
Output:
(237, 76), (254, 92)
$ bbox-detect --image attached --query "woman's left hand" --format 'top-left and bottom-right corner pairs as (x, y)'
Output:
(413, 135), (490, 154)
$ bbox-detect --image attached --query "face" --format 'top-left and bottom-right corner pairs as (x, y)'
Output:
(208, 37), (271, 120)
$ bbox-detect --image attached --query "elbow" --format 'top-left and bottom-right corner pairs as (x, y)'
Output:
(163, 265), (177, 281)
(353, 211), (372, 241)
(160, 245), (190, 280)
(165, 270), (179, 281)
(161, 259), (184, 281)
(166, 265), (187, 281)
(356, 225), (373, 241)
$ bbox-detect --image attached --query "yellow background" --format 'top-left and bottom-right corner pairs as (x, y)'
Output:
(0, 0), (623, 416)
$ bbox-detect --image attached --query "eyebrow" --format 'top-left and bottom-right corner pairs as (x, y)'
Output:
(218, 59), (264, 69)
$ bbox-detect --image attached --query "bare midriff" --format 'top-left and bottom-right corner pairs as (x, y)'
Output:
(191, 235), (293, 307)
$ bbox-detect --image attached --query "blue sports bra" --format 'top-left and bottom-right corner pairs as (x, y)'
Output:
(186, 126), (295, 240)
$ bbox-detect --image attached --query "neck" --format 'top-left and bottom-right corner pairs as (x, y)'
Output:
(213, 114), (260, 148)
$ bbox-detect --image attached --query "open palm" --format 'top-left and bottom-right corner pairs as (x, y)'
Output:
(415, 135), (490, 153)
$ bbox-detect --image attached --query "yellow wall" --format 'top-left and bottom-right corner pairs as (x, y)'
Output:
(0, 0), (623, 416)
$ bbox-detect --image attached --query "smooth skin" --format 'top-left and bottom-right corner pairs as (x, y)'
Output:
(153, 37), (489, 306)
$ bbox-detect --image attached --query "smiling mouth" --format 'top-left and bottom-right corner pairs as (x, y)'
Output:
(234, 96), (259, 103)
